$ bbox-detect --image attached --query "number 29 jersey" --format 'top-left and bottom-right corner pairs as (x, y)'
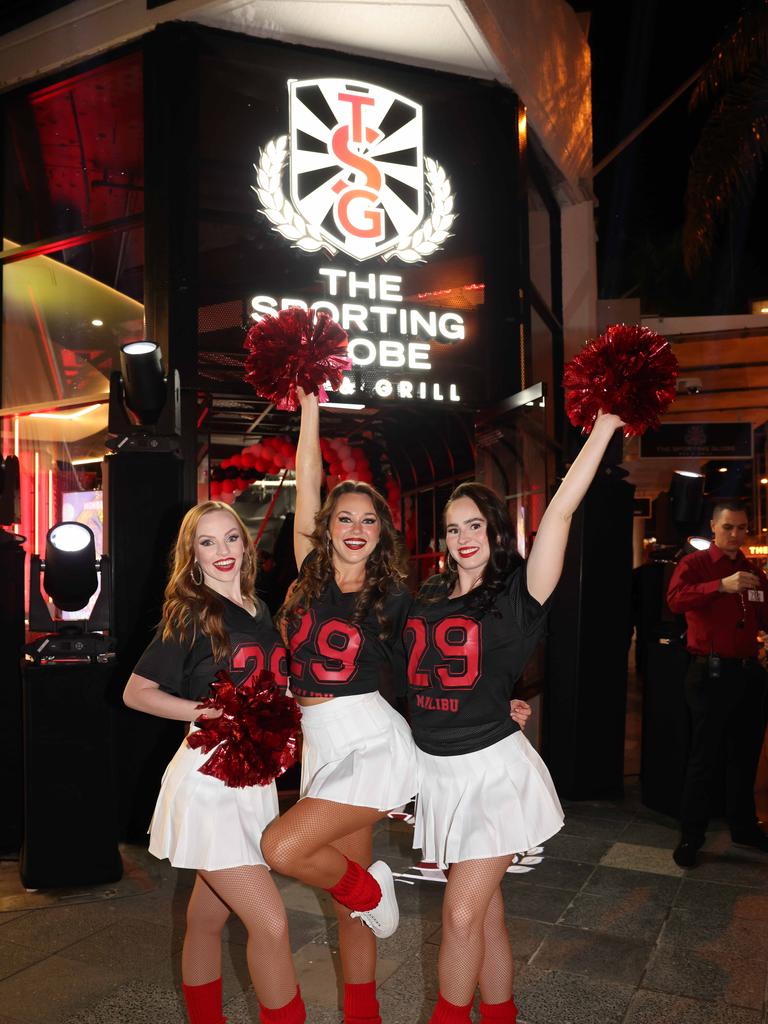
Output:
(405, 564), (550, 756)
(286, 579), (412, 699)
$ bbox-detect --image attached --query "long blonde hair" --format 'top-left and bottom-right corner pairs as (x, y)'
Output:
(161, 501), (257, 662)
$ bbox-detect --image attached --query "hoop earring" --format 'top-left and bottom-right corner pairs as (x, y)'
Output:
(190, 561), (204, 586)
(446, 553), (457, 572)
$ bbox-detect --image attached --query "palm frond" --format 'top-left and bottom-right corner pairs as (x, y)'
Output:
(691, 0), (768, 108)
(683, 67), (768, 273)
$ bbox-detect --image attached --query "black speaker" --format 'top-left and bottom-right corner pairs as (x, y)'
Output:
(0, 532), (25, 854)
(21, 663), (122, 888)
(545, 474), (635, 799)
(103, 451), (187, 840)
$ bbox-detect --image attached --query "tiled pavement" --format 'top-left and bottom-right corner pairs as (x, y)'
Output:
(1, 790), (768, 1024)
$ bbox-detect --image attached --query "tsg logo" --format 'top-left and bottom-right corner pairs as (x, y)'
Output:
(254, 79), (455, 262)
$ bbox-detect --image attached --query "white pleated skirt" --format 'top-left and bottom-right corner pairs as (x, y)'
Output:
(299, 691), (418, 811)
(413, 730), (564, 868)
(149, 728), (280, 871)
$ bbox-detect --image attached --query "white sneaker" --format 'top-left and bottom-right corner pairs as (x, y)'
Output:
(349, 860), (399, 938)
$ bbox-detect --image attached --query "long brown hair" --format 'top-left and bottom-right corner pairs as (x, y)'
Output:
(279, 481), (408, 637)
(161, 501), (257, 662)
(423, 481), (522, 616)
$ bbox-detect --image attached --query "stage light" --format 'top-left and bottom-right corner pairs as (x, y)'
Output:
(761, 478), (768, 485)
(119, 341), (167, 425)
(687, 537), (710, 552)
(669, 470), (704, 527)
(44, 523), (98, 612)
(718, 467), (727, 473)
(91, 318), (103, 327)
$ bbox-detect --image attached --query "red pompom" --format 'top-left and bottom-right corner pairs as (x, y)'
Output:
(187, 670), (301, 788)
(244, 307), (351, 412)
(563, 324), (678, 436)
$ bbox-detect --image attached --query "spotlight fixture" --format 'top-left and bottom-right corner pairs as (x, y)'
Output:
(26, 522), (114, 664)
(687, 536), (710, 552)
(669, 470), (705, 527)
(119, 341), (167, 425)
(107, 339), (180, 452)
(44, 523), (98, 611)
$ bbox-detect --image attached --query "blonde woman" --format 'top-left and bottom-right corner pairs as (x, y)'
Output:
(124, 501), (304, 1024)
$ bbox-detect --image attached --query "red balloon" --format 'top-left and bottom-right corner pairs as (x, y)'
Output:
(222, 479), (236, 493)
(210, 480), (222, 498)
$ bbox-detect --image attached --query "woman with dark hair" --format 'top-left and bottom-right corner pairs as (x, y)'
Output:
(260, 389), (417, 1024)
(406, 412), (625, 1024)
(124, 501), (304, 1024)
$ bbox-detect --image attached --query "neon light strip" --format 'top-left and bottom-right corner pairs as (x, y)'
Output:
(71, 456), (105, 465)
(34, 450), (39, 555)
(48, 469), (54, 530)
(29, 403), (103, 421)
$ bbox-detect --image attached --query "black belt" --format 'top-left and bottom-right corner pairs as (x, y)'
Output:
(693, 655), (759, 669)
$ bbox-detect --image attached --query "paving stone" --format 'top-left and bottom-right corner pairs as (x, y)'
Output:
(61, 979), (185, 1024)
(530, 926), (652, 986)
(514, 965), (634, 1024)
(623, 989), (762, 1024)
(278, 880), (336, 919)
(511, 857), (594, 892)
(56, 915), (183, 973)
(325, 910), (441, 962)
(688, 851), (768, 889)
(292, 942), (400, 1008)
(380, 942), (439, 1002)
(674, 879), (768, 918)
(619, 821), (680, 850)
(0, 954), (127, 1024)
(560, 801), (635, 824)
(559, 817), (629, 841)
(599, 842), (684, 878)
(659, 905), (768, 959)
(0, 901), (116, 954)
(560, 891), (669, 942)
(504, 917), (553, 961)
(582, 866), (681, 905)
(540, 834), (612, 865)
(504, 884), (575, 923)
(643, 945), (767, 1009)
(0, 938), (49, 981)
(393, 879), (446, 922)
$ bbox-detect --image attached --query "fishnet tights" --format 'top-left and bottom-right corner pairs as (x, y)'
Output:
(261, 798), (384, 889)
(181, 866), (298, 1009)
(438, 857), (515, 1006)
(331, 825), (377, 985)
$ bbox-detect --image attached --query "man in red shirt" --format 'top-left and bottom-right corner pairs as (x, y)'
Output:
(667, 501), (768, 867)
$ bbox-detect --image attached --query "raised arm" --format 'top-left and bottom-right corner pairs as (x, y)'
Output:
(526, 411), (624, 605)
(294, 389), (324, 568)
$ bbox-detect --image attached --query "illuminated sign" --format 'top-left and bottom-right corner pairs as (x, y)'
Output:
(254, 79), (455, 263)
(251, 267), (467, 403)
(749, 546), (768, 556)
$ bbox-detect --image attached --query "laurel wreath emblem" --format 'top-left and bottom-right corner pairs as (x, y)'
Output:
(253, 136), (455, 263)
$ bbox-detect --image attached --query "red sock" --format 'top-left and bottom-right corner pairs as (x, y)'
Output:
(344, 981), (381, 1024)
(479, 998), (518, 1024)
(327, 857), (381, 911)
(429, 993), (474, 1024)
(260, 987), (306, 1024)
(182, 977), (225, 1024)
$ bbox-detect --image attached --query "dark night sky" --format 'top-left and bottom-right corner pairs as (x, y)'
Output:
(573, 0), (768, 316)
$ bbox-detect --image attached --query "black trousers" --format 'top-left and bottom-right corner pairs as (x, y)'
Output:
(680, 656), (768, 839)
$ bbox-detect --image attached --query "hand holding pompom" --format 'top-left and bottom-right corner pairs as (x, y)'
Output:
(244, 307), (351, 411)
(187, 670), (301, 788)
(563, 324), (678, 436)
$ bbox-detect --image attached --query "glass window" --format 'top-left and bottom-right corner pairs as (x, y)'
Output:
(2, 228), (145, 409)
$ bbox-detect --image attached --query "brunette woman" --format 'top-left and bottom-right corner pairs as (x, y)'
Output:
(261, 390), (417, 1024)
(124, 501), (304, 1024)
(406, 412), (625, 1024)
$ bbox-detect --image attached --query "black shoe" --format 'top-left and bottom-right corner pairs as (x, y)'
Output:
(731, 829), (768, 853)
(673, 838), (702, 868)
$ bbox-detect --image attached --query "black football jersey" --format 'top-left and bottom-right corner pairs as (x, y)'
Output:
(286, 578), (411, 699)
(133, 594), (288, 702)
(405, 564), (549, 755)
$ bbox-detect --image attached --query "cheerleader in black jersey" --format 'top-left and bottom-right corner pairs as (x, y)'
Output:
(124, 502), (304, 1024)
(405, 412), (625, 1024)
(260, 390), (416, 1024)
